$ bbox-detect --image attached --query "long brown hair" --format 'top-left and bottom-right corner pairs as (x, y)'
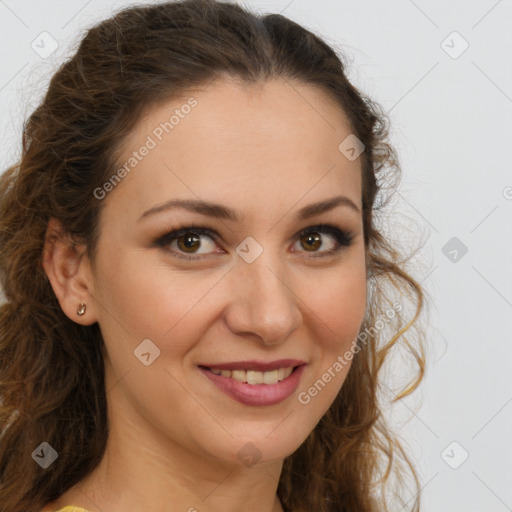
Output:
(0, 1), (426, 511)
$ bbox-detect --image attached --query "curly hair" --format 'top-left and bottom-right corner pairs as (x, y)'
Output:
(0, 1), (426, 511)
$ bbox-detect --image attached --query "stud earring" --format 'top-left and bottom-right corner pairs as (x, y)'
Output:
(77, 303), (87, 316)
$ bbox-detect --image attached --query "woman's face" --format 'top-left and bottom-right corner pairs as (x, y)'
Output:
(84, 77), (367, 466)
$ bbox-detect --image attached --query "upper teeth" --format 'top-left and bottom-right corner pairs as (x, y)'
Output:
(209, 367), (294, 385)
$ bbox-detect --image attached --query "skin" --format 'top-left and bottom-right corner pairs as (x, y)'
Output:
(42, 77), (367, 512)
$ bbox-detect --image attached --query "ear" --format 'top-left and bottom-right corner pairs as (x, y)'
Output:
(42, 217), (98, 326)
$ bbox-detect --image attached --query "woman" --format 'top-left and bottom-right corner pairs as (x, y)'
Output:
(0, 1), (425, 511)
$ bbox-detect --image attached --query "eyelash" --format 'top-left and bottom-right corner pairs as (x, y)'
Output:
(153, 223), (354, 261)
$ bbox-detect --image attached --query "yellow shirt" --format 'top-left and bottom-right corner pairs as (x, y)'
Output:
(43, 507), (90, 512)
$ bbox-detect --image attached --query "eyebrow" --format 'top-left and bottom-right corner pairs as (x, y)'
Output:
(137, 195), (361, 222)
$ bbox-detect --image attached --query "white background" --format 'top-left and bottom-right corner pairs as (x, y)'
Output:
(1, 1), (511, 510)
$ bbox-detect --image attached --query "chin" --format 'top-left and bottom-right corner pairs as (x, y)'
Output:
(202, 426), (310, 469)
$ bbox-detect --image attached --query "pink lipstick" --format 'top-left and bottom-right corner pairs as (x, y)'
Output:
(198, 359), (306, 406)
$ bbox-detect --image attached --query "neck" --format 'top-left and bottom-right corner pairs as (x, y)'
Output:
(52, 370), (285, 512)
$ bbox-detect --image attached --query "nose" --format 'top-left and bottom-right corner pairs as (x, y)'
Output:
(223, 256), (302, 346)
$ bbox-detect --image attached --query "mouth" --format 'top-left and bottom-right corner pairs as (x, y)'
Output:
(197, 360), (307, 406)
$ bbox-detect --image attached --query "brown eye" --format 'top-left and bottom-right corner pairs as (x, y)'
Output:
(293, 225), (353, 258)
(155, 227), (219, 260)
(176, 232), (203, 253)
(300, 233), (322, 252)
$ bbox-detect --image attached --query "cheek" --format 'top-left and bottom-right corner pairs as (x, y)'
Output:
(297, 259), (367, 392)
(93, 249), (231, 362)
(290, 269), (367, 440)
(309, 261), (367, 348)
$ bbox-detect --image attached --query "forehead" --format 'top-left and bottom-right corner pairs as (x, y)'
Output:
(105, 77), (362, 224)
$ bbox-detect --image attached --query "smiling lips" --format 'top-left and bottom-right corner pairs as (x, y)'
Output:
(198, 359), (306, 406)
